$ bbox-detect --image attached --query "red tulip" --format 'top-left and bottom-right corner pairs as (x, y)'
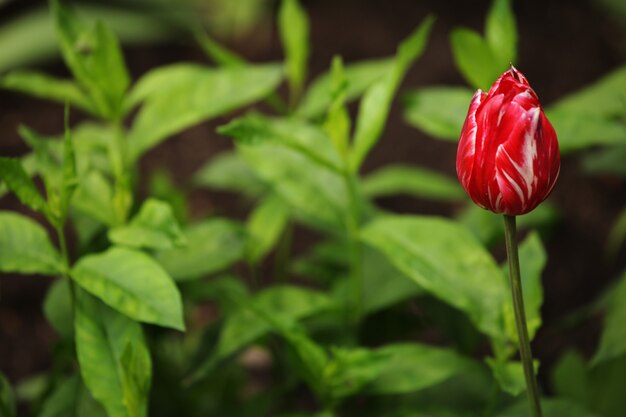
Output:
(456, 66), (560, 216)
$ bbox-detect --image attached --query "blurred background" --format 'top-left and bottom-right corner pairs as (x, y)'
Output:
(0, 0), (625, 401)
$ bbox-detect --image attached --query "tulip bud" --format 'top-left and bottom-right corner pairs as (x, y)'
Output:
(456, 66), (560, 216)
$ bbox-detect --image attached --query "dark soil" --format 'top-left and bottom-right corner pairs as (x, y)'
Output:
(1, 0), (625, 402)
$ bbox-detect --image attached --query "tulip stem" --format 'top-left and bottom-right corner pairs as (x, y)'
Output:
(503, 215), (543, 417)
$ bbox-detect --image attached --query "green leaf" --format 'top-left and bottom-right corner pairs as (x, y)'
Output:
(361, 164), (465, 202)
(189, 285), (332, 383)
(323, 56), (351, 157)
(546, 110), (626, 153)
(0, 212), (63, 275)
(361, 215), (507, 339)
(485, 0), (518, 65)
(548, 66), (626, 118)
(71, 170), (118, 227)
(0, 373), (15, 417)
(0, 157), (48, 215)
(38, 375), (107, 417)
(127, 63), (283, 161)
(71, 247), (184, 330)
(155, 219), (247, 281)
(296, 58), (394, 119)
(192, 151), (267, 198)
(366, 343), (475, 395)
(147, 170), (188, 224)
(486, 358), (539, 396)
(458, 203), (559, 247)
(246, 194), (290, 264)
(194, 30), (246, 68)
(43, 279), (74, 338)
(502, 232), (546, 342)
(551, 350), (590, 406)
(51, 0), (129, 120)
(497, 399), (601, 417)
(582, 145), (626, 177)
(402, 86), (474, 141)
(109, 199), (185, 250)
(182, 275), (250, 315)
(591, 270), (626, 365)
(278, 0), (310, 102)
(238, 141), (349, 230)
(350, 16), (435, 171)
(219, 113), (343, 173)
(450, 28), (499, 91)
(0, 71), (95, 114)
(75, 290), (151, 417)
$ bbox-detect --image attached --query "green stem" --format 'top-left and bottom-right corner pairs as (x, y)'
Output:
(503, 215), (543, 417)
(54, 222), (76, 304)
(344, 171), (362, 323)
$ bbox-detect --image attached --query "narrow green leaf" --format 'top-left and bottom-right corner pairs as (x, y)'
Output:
(215, 285), (333, 360)
(192, 151), (267, 198)
(323, 56), (351, 157)
(582, 145), (626, 177)
(366, 343), (475, 395)
(0, 71), (94, 114)
(402, 86), (474, 141)
(502, 232), (546, 342)
(51, 0), (130, 119)
(486, 358), (539, 396)
(485, 0), (518, 65)
(109, 199), (185, 250)
(238, 141), (349, 230)
(194, 30), (246, 68)
(0, 157), (48, 214)
(296, 58), (394, 119)
(551, 350), (590, 406)
(0, 373), (15, 417)
(71, 171), (118, 227)
(361, 164), (465, 202)
(43, 279), (74, 338)
(189, 285), (332, 383)
(591, 270), (626, 365)
(278, 0), (310, 103)
(218, 113), (344, 173)
(361, 215), (507, 338)
(71, 247), (184, 330)
(246, 194), (290, 264)
(0, 212), (63, 275)
(38, 375), (107, 417)
(155, 219), (247, 281)
(127, 63), (283, 161)
(546, 110), (626, 153)
(350, 16), (435, 171)
(60, 107), (78, 216)
(75, 290), (151, 417)
(450, 28), (500, 90)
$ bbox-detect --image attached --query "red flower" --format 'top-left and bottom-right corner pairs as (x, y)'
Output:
(456, 66), (560, 216)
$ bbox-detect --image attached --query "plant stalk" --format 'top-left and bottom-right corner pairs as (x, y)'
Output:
(344, 171), (362, 323)
(503, 215), (543, 417)
(54, 222), (76, 305)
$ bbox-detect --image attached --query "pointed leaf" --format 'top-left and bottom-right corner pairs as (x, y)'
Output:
(402, 86), (474, 141)
(109, 199), (185, 250)
(350, 16), (434, 171)
(1, 71), (94, 114)
(361, 215), (507, 338)
(592, 270), (626, 365)
(0, 157), (48, 214)
(127, 63), (283, 160)
(278, 0), (310, 101)
(38, 375), (107, 417)
(71, 247), (184, 330)
(71, 171), (118, 227)
(485, 0), (518, 65)
(43, 279), (74, 338)
(192, 151), (267, 198)
(75, 290), (151, 417)
(0, 212), (63, 275)
(296, 58), (394, 119)
(246, 194), (290, 264)
(361, 164), (465, 202)
(450, 27), (500, 90)
(155, 219), (247, 281)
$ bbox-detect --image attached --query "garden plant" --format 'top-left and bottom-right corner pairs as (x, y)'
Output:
(0, 0), (625, 416)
